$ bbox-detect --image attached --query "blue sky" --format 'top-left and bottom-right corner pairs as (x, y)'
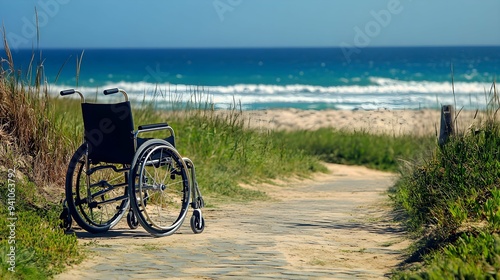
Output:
(1, 0), (499, 49)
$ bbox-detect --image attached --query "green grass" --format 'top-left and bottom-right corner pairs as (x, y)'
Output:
(0, 175), (82, 279)
(0, 32), (83, 279)
(390, 85), (500, 279)
(396, 232), (500, 279)
(392, 122), (500, 238)
(278, 128), (434, 172)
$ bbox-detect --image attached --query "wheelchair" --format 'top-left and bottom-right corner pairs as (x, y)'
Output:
(59, 88), (205, 237)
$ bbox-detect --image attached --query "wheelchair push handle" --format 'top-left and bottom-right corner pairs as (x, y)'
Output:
(60, 88), (84, 102)
(103, 88), (119, 95)
(103, 88), (129, 101)
(60, 89), (75, 96)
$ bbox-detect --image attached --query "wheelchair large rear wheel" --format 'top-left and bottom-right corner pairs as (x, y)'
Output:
(129, 139), (191, 237)
(65, 144), (129, 233)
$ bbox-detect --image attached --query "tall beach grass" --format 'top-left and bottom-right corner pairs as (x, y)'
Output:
(391, 82), (500, 279)
(0, 29), (82, 279)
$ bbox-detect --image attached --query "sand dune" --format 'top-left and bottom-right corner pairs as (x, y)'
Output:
(238, 108), (488, 136)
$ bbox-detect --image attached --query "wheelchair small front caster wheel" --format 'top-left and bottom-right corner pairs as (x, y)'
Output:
(190, 209), (205, 234)
(60, 212), (72, 231)
(59, 200), (72, 231)
(127, 210), (139, 229)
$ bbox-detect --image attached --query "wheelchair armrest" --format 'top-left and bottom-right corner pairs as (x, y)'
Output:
(135, 123), (176, 147)
(138, 123), (169, 132)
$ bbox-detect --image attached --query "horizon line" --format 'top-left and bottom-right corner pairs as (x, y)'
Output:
(3, 44), (500, 51)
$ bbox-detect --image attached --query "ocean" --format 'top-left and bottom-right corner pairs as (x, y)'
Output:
(5, 46), (500, 110)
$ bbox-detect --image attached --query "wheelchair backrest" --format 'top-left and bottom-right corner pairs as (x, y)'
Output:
(81, 101), (135, 164)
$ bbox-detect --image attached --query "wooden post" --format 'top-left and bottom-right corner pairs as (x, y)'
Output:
(439, 105), (454, 146)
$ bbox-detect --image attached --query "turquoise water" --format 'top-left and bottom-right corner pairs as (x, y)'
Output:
(5, 47), (500, 110)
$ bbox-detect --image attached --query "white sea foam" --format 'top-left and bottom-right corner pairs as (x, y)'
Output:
(51, 78), (496, 110)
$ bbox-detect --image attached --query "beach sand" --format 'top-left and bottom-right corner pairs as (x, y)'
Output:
(234, 108), (488, 136)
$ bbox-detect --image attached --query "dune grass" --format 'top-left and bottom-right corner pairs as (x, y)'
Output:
(390, 83), (500, 279)
(277, 128), (435, 172)
(0, 36), (82, 279)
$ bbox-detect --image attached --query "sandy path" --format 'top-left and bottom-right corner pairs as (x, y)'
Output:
(56, 163), (408, 279)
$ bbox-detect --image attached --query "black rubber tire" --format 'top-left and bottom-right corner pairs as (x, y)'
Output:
(65, 144), (129, 234)
(126, 210), (139, 229)
(129, 139), (191, 237)
(190, 210), (205, 234)
(59, 205), (72, 231)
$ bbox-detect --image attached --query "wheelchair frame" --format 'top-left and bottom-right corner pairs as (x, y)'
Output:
(59, 88), (205, 237)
